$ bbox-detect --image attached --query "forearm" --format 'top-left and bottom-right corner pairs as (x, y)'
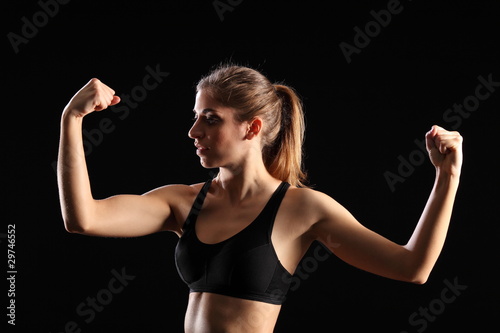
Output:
(57, 111), (96, 232)
(404, 169), (460, 282)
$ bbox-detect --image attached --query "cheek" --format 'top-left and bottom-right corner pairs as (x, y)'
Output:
(212, 125), (244, 147)
(208, 131), (226, 147)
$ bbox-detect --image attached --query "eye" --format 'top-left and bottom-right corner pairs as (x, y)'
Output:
(191, 112), (220, 125)
(205, 116), (219, 125)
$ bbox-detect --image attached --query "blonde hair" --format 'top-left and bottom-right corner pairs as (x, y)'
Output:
(196, 64), (308, 187)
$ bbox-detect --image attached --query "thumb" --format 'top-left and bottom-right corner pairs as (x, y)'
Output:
(425, 125), (438, 152)
(110, 95), (121, 106)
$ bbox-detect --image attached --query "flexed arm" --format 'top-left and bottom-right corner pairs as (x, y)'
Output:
(57, 78), (121, 232)
(57, 79), (181, 237)
(403, 126), (462, 281)
(308, 126), (463, 284)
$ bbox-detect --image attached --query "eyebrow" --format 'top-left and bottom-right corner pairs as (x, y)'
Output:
(193, 108), (219, 114)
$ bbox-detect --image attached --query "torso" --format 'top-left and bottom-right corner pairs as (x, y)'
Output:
(185, 292), (281, 333)
(169, 179), (317, 332)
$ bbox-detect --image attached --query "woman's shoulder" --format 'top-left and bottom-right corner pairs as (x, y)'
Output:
(284, 185), (345, 224)
(286, 185), (336, 205)
(143, 180), (209, 204)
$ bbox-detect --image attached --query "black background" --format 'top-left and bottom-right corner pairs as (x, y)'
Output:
(4, 0), (500, 332)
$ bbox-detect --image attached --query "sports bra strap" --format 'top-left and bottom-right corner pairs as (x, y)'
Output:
(183, 179), (212, 230)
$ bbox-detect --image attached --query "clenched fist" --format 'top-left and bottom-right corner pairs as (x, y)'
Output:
(426, 125), (463, 177)
(63, 78), (121, 117)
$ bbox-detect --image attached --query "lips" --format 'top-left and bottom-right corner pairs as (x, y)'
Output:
(194, 142), (209, 151)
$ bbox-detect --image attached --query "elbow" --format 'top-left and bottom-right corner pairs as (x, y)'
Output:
(65, 225), (83, 234)
(400, 247), (434, 285)
(405, 268), (431, 285)
(63, 217), (88, 234)
(410, 274), (429, 285)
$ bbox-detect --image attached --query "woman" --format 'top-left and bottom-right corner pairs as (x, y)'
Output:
(57, 65), (463, 332)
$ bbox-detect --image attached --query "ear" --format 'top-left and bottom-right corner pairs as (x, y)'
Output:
(246, 117), (263, 140)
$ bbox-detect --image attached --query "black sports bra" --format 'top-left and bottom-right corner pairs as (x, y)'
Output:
(174, 180), (293, 305)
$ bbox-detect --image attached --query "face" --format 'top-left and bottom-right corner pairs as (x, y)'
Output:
(188, 89), (252, 169)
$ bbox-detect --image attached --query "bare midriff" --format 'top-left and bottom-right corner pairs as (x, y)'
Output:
(184, 292), (282, 333)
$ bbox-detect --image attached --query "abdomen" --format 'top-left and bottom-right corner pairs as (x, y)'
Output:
(184, 292), (281, 333)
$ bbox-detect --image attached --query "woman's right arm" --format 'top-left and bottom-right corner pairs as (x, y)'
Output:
(57, 78), (184, 237)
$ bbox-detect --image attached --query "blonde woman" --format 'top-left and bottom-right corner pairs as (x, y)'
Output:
(57, 65), (463, 332)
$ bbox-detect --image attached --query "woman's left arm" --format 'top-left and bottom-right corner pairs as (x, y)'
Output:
(309, 126), (462, 284)
(403, 125), (462, 282)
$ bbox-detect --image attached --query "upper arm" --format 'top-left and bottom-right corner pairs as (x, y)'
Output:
(75, 184), (192, 237)
(306, 190), (416, 283)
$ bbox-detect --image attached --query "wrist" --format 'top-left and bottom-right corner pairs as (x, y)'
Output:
(435, 168), (460, 188)
(62, 107), (84, 121)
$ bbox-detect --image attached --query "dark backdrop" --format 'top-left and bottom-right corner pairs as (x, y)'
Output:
(4, 0), (499, 332)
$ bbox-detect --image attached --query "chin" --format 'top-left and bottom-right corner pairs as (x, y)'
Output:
(199, 157), (220, 169)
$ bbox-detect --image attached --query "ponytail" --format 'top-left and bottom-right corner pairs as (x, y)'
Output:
(197, 65), (308, 187)
(264, 84), (308, 187)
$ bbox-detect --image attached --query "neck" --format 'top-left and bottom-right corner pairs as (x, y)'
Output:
(214, 158), (278, 203)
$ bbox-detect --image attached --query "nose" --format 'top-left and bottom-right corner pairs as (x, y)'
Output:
(188, 118), (202, 139)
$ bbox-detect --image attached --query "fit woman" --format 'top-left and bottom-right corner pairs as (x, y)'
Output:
(57, 65), (462, 332)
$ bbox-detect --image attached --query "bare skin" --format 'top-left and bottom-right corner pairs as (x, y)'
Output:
(58, 78), (463, 332)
